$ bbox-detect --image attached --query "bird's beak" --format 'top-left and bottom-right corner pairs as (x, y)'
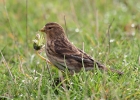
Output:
(40, 27), (45, 32)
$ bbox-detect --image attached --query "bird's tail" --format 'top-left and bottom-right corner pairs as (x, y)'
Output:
(96, 62), (123, 75)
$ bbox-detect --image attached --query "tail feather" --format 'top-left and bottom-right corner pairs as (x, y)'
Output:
(96, 62), (123, 75)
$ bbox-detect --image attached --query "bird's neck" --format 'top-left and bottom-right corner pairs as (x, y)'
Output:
(46, 33), (66, 41)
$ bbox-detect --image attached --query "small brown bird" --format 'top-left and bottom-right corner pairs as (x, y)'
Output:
(40, 22), (123, 75)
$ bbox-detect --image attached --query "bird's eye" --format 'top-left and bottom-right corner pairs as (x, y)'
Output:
(48, 27), (52, 29)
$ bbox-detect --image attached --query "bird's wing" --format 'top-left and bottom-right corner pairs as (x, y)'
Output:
(54, 40), (94, 65)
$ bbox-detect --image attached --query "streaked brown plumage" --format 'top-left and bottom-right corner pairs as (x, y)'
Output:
(40, 22), (123, 75)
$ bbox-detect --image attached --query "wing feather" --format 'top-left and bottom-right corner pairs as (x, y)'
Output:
(54, 38), (95, 70)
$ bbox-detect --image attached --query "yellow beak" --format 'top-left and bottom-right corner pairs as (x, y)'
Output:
(40, 27), (45, 32)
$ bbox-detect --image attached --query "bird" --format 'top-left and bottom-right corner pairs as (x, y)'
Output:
(40, 22), (123, 75)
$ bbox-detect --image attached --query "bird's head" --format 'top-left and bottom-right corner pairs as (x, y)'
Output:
(40, 22), (65, 40)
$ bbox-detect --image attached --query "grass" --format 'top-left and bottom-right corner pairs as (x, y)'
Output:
(0, 0), (140, 99)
